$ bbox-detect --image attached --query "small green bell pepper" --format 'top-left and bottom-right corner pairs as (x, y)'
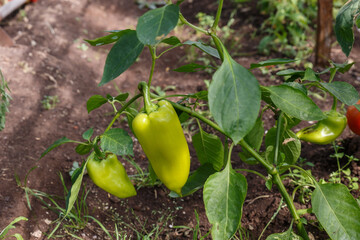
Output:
(87, 152), (137, 198)
(296, 110), (347, 145)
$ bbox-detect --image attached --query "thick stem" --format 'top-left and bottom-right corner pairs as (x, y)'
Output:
(274, 112), (284, 165)
(138, 81), (157, 114)
(273, 173), (310, 240)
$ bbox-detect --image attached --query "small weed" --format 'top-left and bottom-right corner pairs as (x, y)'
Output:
(41, 95), (59, 110)
(0, 216), (28, 240)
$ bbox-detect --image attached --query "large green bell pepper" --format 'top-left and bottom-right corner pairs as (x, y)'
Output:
(132, 83), (190, 195)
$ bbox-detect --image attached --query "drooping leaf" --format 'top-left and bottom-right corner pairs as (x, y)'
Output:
(183, 40), (220, 59)
(0, 217), (28, 238)
(209, 45), (261, 144)
(100, 128), (133, 156)
(100, 30), (144, 86)
(335, 0), (360, 56)
(266, 85), (325, 121)
(192, 128), (224, 171)
(40, 137), (75, 159)
(84, 30), (128, 46)
(276, 69), (304, 77)
(204, 163), (247, 239)
(65, 159), (88, 216)
(136, 4), (179, 45)
(312, 183), (360, 240)
(249, 58), (297, 70)
(320, 81), (359, 106)
(332, 62), (355, 73)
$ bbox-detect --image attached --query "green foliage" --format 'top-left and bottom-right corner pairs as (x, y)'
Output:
(257, 0), (317, 58)
(0, 69), (11, 131)
(41, 95), (59, 110)
(0, 217), (27, 240)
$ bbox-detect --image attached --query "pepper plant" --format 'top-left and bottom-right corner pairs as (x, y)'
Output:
(40, 0), (360, 239)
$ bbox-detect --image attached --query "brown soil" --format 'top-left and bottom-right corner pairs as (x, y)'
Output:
(0, 0), (359, 239)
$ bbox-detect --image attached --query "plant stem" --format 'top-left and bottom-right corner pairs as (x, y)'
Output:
(179, 13), (208, 35)
(104, 93), (142, 133)
(138, 81), (157, 114)
(148, 46), (157, 87)
(211, 0), (224, 31)
(274, 112), (284, 165)
(235, 168), (268, 182)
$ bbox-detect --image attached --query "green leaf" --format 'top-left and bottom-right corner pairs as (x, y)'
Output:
(265, 128), (301, 165)
(0, 217), (28, 238)
(65, 159), (88, 216)
(302, 68), (320, 82)
(332, 62), (355, 73)
(40, 137), (75, 159)
(283, 82), (308, 95)
(136, 4), (179, 45)
(75, 143), (92, 155)
(276, 69), (304, 77)
(312, 183), (360, 240)
(82, 128), (93, 141)
(100, 30), (144, 86)
(114, 93), (129, 102)
(335, 0), (360, 56)
(239, 117), (265, 165)
(86, 95), (108, 113)
(266, 229), (303, 240)
(249, 58), (297, 70)
(173, 63), (209, 72)
(84, 30), (127, 46)
(320, 81), (360, 106)
(204, 163), (247, 239)
(169, 163), (217, 198)
(266, 85), (325, 121)
(183, 40), (220, 59)
(100, 128), (133, 156)
(11, 233), (25, 240)
(0, 69), (11, 131)
(190, 90), (208, 100)
(209, 46), (261, 144)
(192, 128), (224, 171)
(161, 36), (181, 45)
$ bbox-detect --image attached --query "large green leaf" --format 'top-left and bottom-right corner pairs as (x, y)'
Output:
(100, 128), (133, 156)
(192, 128), (224, 171)
(320, 81), (359, 106)
(335, 0), (360, 56)
(203, 163), (247, 240)
(100, 30), (144, 86)
(136, 4), (179, 45)
(266, 85), (325, 121)
(208, 46), (261, 144)
(312, 183), (360, 240)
